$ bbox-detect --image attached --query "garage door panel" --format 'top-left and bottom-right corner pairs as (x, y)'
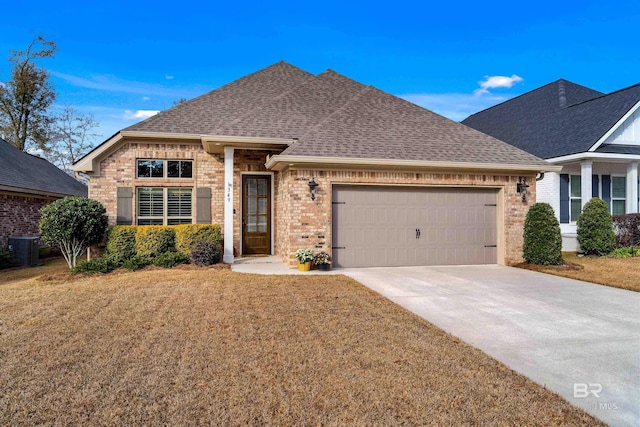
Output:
(332, 186), (498, 268)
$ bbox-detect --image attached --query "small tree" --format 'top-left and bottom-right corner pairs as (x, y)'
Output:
(523, 203), (562, 265)
(39, 197), (109, 269)
(577, 198), (616, 256)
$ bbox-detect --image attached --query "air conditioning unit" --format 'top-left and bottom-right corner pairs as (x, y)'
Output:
(8, 236), (40, 267)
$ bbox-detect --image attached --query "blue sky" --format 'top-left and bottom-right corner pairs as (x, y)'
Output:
(1, 0), (638, 143)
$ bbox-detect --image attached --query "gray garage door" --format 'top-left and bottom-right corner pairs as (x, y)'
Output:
(332, 186), (498, 268)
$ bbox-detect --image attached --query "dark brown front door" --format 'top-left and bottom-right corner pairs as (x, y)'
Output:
(242, 175), (271, 255)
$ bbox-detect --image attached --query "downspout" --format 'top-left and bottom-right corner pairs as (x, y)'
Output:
(536, 172), (545, 181)
(74, 171), (89, 185)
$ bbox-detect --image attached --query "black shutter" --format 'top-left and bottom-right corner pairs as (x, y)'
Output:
(559, 174), (569, 224)
(116, 187), (133, 225)
(592, 175), (599, 198)
(196, 187), (212, 224)
(602, 175), (611, 210)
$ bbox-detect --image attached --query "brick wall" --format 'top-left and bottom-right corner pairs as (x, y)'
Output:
(89, 141), (270, 254)
(275, 169), (536, 267)
(0, 193), (56, 248)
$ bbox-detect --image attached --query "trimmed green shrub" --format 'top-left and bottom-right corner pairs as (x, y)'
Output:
(577, 198), (616, 256)
(523, 203), (563, 265)
(174, 224), (222, 255)
(190, 240), (222, 266)
(0, 246), (17, 269)
(612, 213), (640, 248)
(611, 246), (640, 258)
(39, 196), (109, 270)
(135, 226), (176, 258)
(105, 226), (137, 263)
(154, 251), (190, 268)
(122, 255), (152, 271)
(72, 256), (118, 274)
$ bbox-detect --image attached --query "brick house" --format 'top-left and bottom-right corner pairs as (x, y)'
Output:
(0, 138), (88, 247)
(73, 62), (558, 268)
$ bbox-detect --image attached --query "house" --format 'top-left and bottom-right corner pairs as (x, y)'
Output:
(0, 137), (88, 247)
(73, 62), (557, 268)
(462, 80), (640, 250)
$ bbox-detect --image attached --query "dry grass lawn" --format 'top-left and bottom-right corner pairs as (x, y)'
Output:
(517, 252), (640, 292)
(0, 260), (602, 426)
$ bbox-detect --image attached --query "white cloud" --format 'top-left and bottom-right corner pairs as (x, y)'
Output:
(474, 74), (523, 96)
(142, 96), (150, 101)
(123, 109), (160, 120)
(51, 71), (188, 97)
(400, 93), (509, 121)
(165, 75), (174, 80)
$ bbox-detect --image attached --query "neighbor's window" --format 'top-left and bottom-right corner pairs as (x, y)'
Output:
(137, 159), (192, 179)
(137, 187), (193, 225)
(611, 176), (626, 216)
(570, 175), (581, 222)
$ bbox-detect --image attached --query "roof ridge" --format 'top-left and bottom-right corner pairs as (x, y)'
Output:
(566, 81), (640, 109)
(298, 85), (374, 140)
(213, 71), (318, 134)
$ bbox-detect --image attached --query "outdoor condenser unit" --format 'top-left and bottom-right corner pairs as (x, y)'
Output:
(8, 236), (40, 267)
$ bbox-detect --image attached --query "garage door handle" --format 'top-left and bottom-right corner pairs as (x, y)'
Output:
(416, 228), (421, 239)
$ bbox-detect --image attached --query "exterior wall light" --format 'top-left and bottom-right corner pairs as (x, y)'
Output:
(517, 176), (530, 202)
(308, 177), (319, 200)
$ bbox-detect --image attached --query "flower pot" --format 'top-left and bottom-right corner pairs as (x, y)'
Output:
(317, 263), (331, 271)
(297, 261), (311, 271)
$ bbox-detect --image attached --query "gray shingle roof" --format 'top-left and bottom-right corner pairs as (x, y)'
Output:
(0, 138), (87, 197)
(462, 79), (640, 159)
(123, 61), (549, 167)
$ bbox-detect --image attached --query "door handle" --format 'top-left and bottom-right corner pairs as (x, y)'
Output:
(416, 228), (421, 239)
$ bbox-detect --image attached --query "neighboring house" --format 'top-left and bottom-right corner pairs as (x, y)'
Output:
(73, 62), (556, 268)
(0, 138), (88, 247)
(463, 80), (640, 250)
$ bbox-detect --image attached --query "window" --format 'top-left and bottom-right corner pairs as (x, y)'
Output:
(570, 175), (581, 222)
(137, 159), (192, 179)
(611, 176), (626, 216)
(137, 187), (192, 225)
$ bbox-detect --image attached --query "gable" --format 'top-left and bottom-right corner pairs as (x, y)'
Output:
(603, 106), (640, 146)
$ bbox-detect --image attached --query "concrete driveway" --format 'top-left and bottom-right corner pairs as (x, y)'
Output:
(342, 265), (640, 427)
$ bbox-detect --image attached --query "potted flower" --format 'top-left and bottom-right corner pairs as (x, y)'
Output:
(294, 248), (314, 271)
(313, 251), (331, 271)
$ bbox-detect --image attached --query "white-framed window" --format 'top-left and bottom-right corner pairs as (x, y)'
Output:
(137, 187), (193, 225)
(611, 176), (626, 216)
(137, 159), (192, 179)
(570, 175), (581, 222)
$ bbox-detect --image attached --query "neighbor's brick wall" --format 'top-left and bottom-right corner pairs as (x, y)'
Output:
(88, 141), (271, 254)
(0, 193), (57, 248)
(275, 169), (536, 267)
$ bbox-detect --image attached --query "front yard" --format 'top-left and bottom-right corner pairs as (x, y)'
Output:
(0, 260), (602, 425)
(517, 252), (640, 292)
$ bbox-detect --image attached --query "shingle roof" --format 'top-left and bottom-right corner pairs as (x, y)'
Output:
(0, 138), (88, 197)
(462, 79), (640, 159)
(122, 61), (549, 167)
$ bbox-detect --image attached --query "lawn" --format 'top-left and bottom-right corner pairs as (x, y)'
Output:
(0, 260), (602, 426)
(517, 252), (640, 292)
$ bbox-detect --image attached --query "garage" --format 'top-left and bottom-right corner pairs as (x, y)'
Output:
(331, 186), (499, 268)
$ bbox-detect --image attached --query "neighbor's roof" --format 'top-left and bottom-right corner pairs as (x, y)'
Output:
(0, 138), (87, 197)
(101, 61), (550, 168)
(462, 79), (640, 159)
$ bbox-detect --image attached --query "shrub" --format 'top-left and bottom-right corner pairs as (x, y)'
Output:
(612, 213), (640, 248)
(39, 197), (109, 270)
(577, 198), (616, 256)
(122, 255), (152, 271)
(135, 226), (176, 258)
(0, 246), (17, 269)
(105, 226), (137, 263)
(153, 251), (190, 268)
(190, 240), (222, 266)
(175, 224), (222, 255)
(611, 246), (640, 258)
(72, 256), (118, 274)
(522, 203), (562, 265)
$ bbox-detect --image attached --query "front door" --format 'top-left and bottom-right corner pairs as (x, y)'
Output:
(242, 175), (271, 255)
